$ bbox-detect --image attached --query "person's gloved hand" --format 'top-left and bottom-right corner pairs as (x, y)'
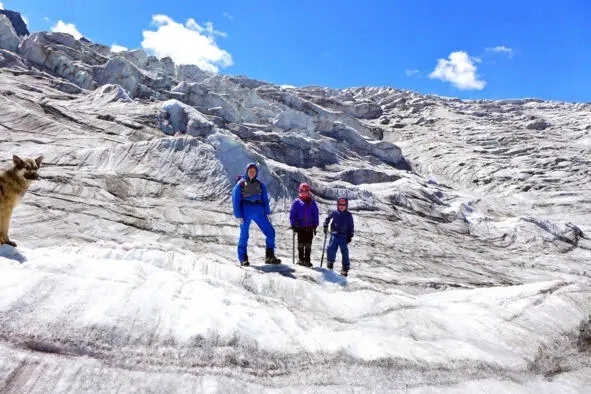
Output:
(323, 226), (328, 234)
(346, 235), (352, 244)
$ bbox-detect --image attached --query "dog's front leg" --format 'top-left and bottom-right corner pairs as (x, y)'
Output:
(0, 215), (6, 245)
(0, 209), (17, 247)
(3, 233), (17, 247)
(0, 234), (13, 246)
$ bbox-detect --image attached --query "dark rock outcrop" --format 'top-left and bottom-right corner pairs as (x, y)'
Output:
(0, 9), (29, 36)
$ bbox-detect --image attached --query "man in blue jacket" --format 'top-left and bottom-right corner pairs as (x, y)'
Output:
(323, 197), (354, 276)
(232, 163), (281, 266)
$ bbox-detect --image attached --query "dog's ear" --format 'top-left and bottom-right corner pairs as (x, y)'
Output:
(13, 155), (24, 168)
(35, 156), (43, 167)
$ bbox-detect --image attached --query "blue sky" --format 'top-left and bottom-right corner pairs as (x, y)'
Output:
(2, 0), (591, 102)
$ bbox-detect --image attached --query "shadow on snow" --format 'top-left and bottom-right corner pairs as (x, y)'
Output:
(0, 245), (27, 264)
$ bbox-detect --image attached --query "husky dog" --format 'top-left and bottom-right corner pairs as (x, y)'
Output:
(0, 155), (43, 247)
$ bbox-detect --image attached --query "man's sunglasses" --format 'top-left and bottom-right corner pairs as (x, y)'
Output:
(338, 203), (347, 206)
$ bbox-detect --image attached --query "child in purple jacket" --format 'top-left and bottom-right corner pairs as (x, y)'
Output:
(289, 183), (319, 267)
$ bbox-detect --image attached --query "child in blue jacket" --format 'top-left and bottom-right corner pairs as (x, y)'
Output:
(289, 183), (319, 267)
(323, 198), (355, 276)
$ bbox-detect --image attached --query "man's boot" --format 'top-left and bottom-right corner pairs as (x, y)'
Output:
(265, 247), (281, 265)
(240, 252), (249, 267)
(327, 261), (334, 270)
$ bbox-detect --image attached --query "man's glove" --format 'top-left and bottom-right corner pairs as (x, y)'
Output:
(323, 226), (328, 234)
(346, 235), (352, 244)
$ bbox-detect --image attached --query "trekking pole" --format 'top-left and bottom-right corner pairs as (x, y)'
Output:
(292, 230), (295, 265)
(320, 232), (328, 267)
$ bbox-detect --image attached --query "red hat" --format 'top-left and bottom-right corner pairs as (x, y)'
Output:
(299, 183), (310, 192)
(298, 183), (311, 200)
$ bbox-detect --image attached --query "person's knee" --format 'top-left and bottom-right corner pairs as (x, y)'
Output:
(267, 223), (276, 236)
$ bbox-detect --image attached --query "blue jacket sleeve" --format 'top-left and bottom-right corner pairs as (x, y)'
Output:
(232, 182), (243, 218)
(261, 182), (271, 215)
(323, 211), (334, 228)
(289, 200), (297, 227)
(312, 201), (319, 227)
(348, 212), (354, 237)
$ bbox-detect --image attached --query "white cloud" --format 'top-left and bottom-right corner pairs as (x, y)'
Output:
(405, 69), (419, 77)
(111, 43), (128, 53)
(223, 12), (234, 20)
(51, 20), (83, 40)
(22, 15), (29, 26)
(141, 14), (232, 73)
(0, 2), (4, 10)
(185, 18), (227, 37)
(44, 16), (50, 22)
(429, 51), (486, 90)
(486, 45), (514, 57)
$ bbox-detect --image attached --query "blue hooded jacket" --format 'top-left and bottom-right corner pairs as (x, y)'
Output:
(232, 163), (271, 218)
(323, 198), (354, 238)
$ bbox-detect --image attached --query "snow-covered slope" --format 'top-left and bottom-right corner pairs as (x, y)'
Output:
(0, 14), (589, 393)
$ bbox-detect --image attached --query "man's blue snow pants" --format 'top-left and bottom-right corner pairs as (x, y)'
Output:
(238, 203), (275, 262)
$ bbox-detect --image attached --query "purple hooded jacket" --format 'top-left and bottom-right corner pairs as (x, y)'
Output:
(290, 197), (319, 228)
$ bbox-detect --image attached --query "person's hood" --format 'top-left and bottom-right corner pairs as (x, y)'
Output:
(244, 162), (258, 180)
